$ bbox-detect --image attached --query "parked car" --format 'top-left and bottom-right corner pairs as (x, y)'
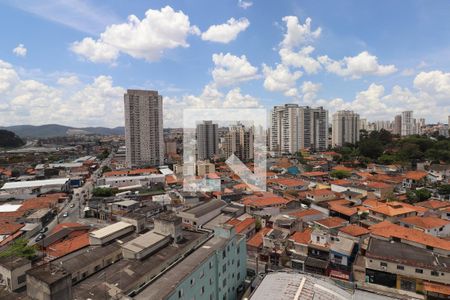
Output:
(36, 234), (46, 242)
(39, 227), (48, 234)
(63, 212), (69, 217)
(70, 203), (75, 208)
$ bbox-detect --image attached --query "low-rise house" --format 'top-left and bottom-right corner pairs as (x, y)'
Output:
(262, 228), (289, 267)
(306, 229), (330, 275)
(369, 221), (450, 256)
(0, 256), (31, 291)
(399, 216), (450, 237)
(338, 224), (370, 243)
(305, 189), (336, 203)
(268, 178), (309, 192)
(402, 171), (428, 189)
(314, 217), (348, 234)
(427, 164), (450, 183)
(247, 227), (271, 255)
(288, 208), (327, 224)
(367, 201), (422, 223)
(366, 181), (394, 199)
(329, 236), (357, 281)
(226, 217), (256, 239)
(287, 228), (312, 271)
(415, 199), (450, 212)
(364, 237), (450, 294)
(242, 192), (293, 213)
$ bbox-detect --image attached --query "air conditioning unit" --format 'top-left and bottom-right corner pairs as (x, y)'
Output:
(381, 266), (387, 270)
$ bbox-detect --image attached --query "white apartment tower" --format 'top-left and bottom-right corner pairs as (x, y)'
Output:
(196, 121), (219, 161)
(332, 110), (360, 147)
(270, 104), (328, 153)
(401, 111), (414, 136)
(124, 89), (164, 167)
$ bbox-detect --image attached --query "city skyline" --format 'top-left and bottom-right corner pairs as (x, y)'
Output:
(0, 0), (450, 128)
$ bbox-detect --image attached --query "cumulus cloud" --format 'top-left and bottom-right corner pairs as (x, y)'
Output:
(163, 84), (261, 127)
(318, 51), (397, 79)
(71, 6), (199, 63)
(12, 44), (27, 57)
(280, 16), (321, 49)
(0, 59), (125, 127)
(414, 70), (450, 100)
(201, 18), (250, 43)
(212, 53), (259, 86)
(238, 0), (253, 9)
(301, 81), (321, 103)
(262, 63), (302, 92)
(279, 46), (321, 74)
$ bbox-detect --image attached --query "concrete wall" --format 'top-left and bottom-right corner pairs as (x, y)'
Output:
(365, 256), (450, 285)
(27, 273), (72, 300)
(89, 225), (134, 246)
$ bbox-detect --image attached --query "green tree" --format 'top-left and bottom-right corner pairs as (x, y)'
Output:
(92, 187), (117, 197)
(330, 170), (351, 179)
(0, 238), (36, 259)
(101, 166), (112, 174)
(414, 189), (431, 201)
(437, 184), (450, 196)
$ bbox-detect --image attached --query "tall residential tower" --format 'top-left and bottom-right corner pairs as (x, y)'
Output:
(332, 110), (360, 147)
(270, 104), (328, 153)
(124, 89), (164, 167)
(196, 121), (219, 161)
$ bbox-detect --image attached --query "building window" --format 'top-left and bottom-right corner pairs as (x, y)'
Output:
(210, 278), (213, 285)
(237, 260), (240, 267)
(17, 275), (26, 284)
(209, 261), (213, 269)
(397, 265), (404, 270)
(380, 262), (387, 267)
(178, 289), (183, 298)
(237, 273), (240, 281)
(201, 286), (205, 295)
(222, 250), (226, 259)
(200, 270), (204, 278)
(191, 278), (195, 286)
(431, 271), (439, 276)
(223, 278), (227, 288)
(222, 264), (226, 273)
(415, 269), (423, 274)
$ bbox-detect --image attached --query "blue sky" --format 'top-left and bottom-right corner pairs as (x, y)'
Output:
(0, 0), (449, 127)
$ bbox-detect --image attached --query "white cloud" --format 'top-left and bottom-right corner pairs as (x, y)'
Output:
(57, 75), (81, 86)
(201, 18), (249, 43)
(12, 44), (27, 57)
(0, 59), (125, 127)
(71, 37), (119, 64)
(279, 46), (321, 74)
(414, 70), (450, 100)
(212, 53), (259, 86)
(301, 81), (321, 103)
(280, 16), (321, 49)
(223, 88), (260, 108)
(262, 63), (302, 92)
(238, 0), (253, 9)
(318, 51), (397, 79)
(71, 6), (199, 63)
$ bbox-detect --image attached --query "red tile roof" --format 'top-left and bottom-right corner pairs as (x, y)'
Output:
(400, 216), (450, 229)
(405, 171), (427, 180)
(339, 224), (370, 237)
(369, 221), (450, 251)
(315, 217), (348, 228)
(290, 228), (312, 244)
(0, 222), (24, 235)
(247, 227), (271, 248)
(416, 199), (450, 210)
(269, 178), (307, 187)
(289, 208), (323, 218)
(46, 233), (89, 258)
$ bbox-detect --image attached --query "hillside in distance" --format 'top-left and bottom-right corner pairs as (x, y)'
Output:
(0, 124), (125, 138)
(0, 129), (25, 148)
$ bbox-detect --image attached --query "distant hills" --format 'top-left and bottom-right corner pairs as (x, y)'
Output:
(0, 124), (125, 138)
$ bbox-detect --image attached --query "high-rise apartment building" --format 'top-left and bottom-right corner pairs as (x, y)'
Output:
(393, 115), (402, 135)
(196, 121), (219, 161)
(270, 104), (328, 153)
(401, 111), (414, 136)
(223, 123), (254, 162)
(124, 89), (164, 167)
(332, 110), (360, 147)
